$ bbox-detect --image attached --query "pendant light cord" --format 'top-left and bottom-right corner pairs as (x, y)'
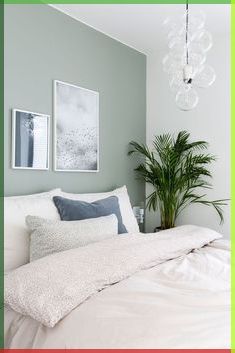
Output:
(186, 0), (189, 65)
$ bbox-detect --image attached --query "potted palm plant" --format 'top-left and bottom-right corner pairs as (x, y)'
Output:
(128, 131), (227, 230)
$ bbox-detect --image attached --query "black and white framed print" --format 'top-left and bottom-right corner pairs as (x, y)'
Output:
(54, 80), (99, 172)
(12, 109), (50, 170)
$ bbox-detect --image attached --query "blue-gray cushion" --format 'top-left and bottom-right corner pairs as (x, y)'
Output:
(53, 195), (127, 234)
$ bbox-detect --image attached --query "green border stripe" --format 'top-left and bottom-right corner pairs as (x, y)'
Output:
(3, 0), (231, 4)
(232, 2), (234, 351)
(0, 1), (3, 350)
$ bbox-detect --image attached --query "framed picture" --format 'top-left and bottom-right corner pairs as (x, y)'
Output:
(12, 109), (50, 170)
(53, 80), (99, 172)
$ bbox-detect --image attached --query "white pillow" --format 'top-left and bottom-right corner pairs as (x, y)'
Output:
(58, 186), (139, 234)
(4, 189), (61, 272)
(26, 214), (118, 261)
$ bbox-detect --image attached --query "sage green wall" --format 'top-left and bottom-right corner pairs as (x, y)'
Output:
(4, 5), (146, 206)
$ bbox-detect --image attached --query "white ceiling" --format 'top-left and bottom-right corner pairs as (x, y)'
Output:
(50, 4), (230, 55)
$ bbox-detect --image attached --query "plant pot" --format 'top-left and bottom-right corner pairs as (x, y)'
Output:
(154, 226), (162, 233)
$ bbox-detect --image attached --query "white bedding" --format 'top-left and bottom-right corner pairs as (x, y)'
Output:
(4, 226), (230, 349)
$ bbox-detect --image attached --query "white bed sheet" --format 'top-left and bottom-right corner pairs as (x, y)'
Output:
(5, 238), (230, 349)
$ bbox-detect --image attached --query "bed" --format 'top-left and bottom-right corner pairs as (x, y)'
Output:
(4, 187), (230, 349)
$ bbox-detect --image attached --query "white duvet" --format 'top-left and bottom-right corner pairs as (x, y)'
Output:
(4, 225), (230, 349)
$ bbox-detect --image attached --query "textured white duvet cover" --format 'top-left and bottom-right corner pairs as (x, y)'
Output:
(4, 225), (230, 349)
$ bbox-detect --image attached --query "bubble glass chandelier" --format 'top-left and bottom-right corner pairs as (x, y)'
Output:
(162, 1), (216, 111)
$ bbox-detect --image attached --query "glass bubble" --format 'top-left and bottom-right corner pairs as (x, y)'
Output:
(193, 65), (216, 88)
(175, 85), (199, 111)
(169, 44), (185, 65)
(162, 54), (173, 73)
(169, 70), (184, 92)
(168, 36), (186, 50)
(194, 30), (213, 52)
(163, 17), (181, 41)
(167, 22), (186, 41)
(187, 51), (206, 69)
(181, 10), (206, 32)
(188, 41), (205, 57)
(162, 54), (183, 74)
(162, 16), (174, 33)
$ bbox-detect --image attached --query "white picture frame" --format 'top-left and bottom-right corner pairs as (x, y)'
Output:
(53, 80), (99, 172)
(12, 109), (50, 171)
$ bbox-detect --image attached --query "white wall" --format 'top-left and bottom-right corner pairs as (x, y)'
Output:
(146, 33), (230, 238)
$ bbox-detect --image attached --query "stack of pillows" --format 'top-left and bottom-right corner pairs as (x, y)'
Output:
(4, 186), (140, 270)
(27, 194), (128, 262)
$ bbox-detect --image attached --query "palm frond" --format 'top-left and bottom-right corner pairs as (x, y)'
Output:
(129, 141), (149, 156)
(193, 199), (228, 224)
